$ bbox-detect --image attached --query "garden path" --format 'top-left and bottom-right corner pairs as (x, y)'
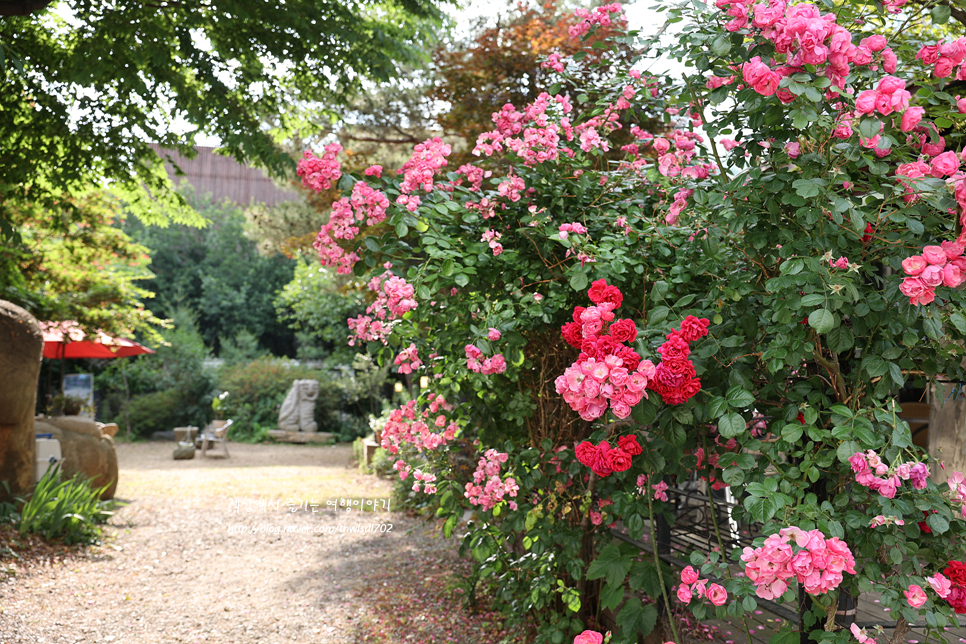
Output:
(0, 442), (511, 644)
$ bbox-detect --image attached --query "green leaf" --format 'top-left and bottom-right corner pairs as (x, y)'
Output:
(932, 3), (951, 23)
(862, 355), (888, 378)
(726, 386), (755, 409)
(455, 273), (469, 287)
(780, 258), (805, 275)
(600, 581), (625, 611)
(808, 309), (836, 333)
(441, 258), (455, 277)
(707, 396), (729, 419)
(744, 495), (778, 523)
(364, 237), (381, 252)
(792, 179), (820, 199)
(858, 118), (881, 139)
(586, 544), (632, 588)
(928, 513), (950, 534)
(617, 599), (657, 638)
(718, 412), (746, 438)
(781, 423), (804, 443)
(632, 397), (658, 426)
(827, 326), (854, 353)
(569, 272), (589, 292)
(801, 294), (825, 307)
(395, 222), (409, 237)
(711, 35), (732, 56)
(836, 440), (860, 463)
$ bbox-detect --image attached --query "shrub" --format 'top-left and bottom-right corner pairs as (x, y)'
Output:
(19, 466), (114, 544)
(217, 354), (388, 440)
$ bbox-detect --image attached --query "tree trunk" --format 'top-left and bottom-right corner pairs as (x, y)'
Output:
(928, 381), (966, 485)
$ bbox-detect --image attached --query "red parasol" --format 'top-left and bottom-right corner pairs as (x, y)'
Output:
(39, 321), (155, 359)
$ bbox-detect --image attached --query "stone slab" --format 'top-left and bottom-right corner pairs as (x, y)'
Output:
(267, 430), (334, 444)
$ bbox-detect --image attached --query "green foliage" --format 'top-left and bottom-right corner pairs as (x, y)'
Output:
(216, 354), (387, 441)
(98, 308), (216, 435)
(0, 0), (451, 241)
(19, 466), (114, 544)
(127, 189), (298, 356)
(275, 257), (366, 363)
(304, 2), (966, 639)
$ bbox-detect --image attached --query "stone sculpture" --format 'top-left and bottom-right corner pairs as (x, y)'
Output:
(34, 416), (118, 500)
(0, 300), (44, 502)
(277, 379), (320, 432)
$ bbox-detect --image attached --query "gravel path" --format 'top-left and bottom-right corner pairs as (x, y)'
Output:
(0, 441), (492, 644)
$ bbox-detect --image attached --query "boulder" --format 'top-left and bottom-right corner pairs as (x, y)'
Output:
(0, 301), (44, 502)
(34, 418), (118, 500)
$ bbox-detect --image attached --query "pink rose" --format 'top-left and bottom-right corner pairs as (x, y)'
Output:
(928, 573), (952, 598)
(574, 631), (604, 644)
(931, 150), (961, 177)
(935, 57), (956, 78)
(677, 583), (693, 604)
(922, 265), (945, 287)
(882, 48), (898, 73)
(854, 90), (877, 115)
(785, 142), (801, 158)
(653, 138), (670, 154)
(901, 106), (925, 132)
(902, 255), (927, 276)
(487, 328), (501, 341)
(681, 566), (700, 585)
(706, 583), (728, 606)
(959, 96), (966, 114)
(861, 35), (888, 52)
(923, 245), (949, 265)
(876, 76), (906, 94)
(905, 584), (928, 608)
(943, 263), (965, 287)
(942, 240), (965, 259)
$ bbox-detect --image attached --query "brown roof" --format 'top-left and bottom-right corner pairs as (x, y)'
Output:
(150, 144), (304, 207)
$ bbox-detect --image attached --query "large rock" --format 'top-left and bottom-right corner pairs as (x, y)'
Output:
(35, 417), (118, 500)
(0, 301), (44, 502)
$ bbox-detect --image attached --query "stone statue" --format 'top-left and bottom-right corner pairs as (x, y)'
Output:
(0, 300), (44, 502)
(277, 379), (319, 433)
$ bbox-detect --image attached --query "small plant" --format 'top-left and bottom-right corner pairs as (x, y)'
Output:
(19, 465), (114, 544)
(48, 394), (94, 417)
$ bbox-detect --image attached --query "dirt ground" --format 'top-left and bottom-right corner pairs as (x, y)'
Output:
(0, 441), (513, 644)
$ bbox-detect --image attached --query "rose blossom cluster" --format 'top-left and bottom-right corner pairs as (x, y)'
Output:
(465, 344), (507, 375)
(481, 229), (503, 256)
(849, 450), (929, 498)
(347, 271), (418, 345)
(568, 4), (624, 39)
(945, 471), (966, 518)
(464, 449), (519, 511)
(899, 240), (966, 306)
(938, 561), (966, 613)
(646, 316), (710, 406)
(296, 144), (342, 192)
(741, 527), (856, 599)
(395, 137), (452, 213)
(556, 280), (657, 420)
(854, 76), (911, 118)
(380, 393), (459, 455)
(574, 434), (643, 478)
(918, 39), (966, 80)
(719, 2), (898, 94)
(393, 343), (422, 374)
(299, 146), (393, 275)
(676, 565), (728, 606)
(558, 222), (587, 240)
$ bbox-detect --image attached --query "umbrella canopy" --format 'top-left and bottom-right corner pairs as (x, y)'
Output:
(39, 321), (155, 359)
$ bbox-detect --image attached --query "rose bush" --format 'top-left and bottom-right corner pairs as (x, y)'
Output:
(295, 0), (966, 642)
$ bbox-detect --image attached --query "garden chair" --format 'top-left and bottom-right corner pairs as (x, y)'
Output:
(198, 419), (233, 458)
